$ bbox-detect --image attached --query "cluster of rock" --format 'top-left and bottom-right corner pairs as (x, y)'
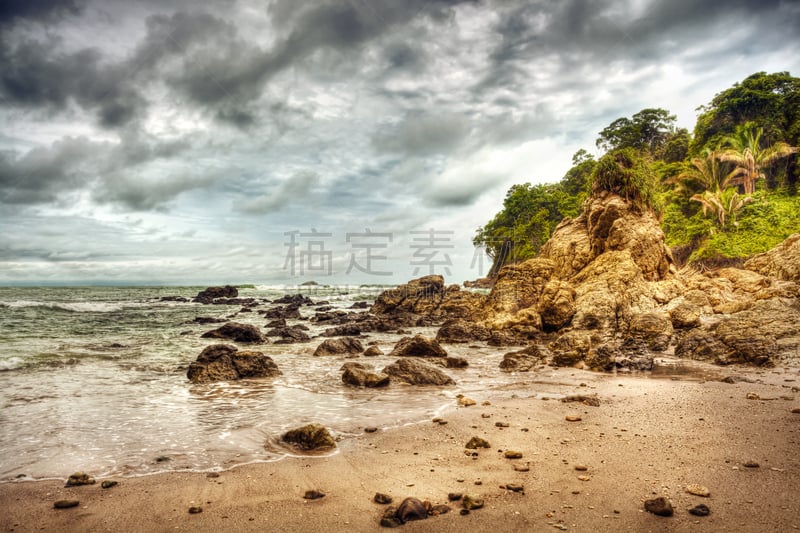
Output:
(187, 344), (281, 383)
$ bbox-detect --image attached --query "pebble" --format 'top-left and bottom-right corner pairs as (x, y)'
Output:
(689, 504), (710, 517)
(458, 397), (477, 407)
(101, 480), (118, 489)
(495, 422), (510, 428)
(53, 500), (80, 509)
(465, 437), (491, 449)
(374, 492), (393, 505)
(448, 493), (463, 501)
(792, 408), (800, 414)
(743, 461), (760, 468)
(565, 415), (582, 422)
(462, 495), (484, 510)
(686, 484), (710, 497)
(481, 413), (491, 418)
(364, 427), (378, 433)
(644, 497), (674, 517)
(65, 472), (95, 487)
(504, 450), (523, 459)
(574, 465), (588, 471)
(746, 393), (760, 400)
(504, 484), (524, 493)
(188, 507), (203, 514)
(577, 476), (590, 481)
(513, 464), (530, 472)
(206, 472), (220, 478)
(460, 509), (470, 516)
(303, 490), (326, 500)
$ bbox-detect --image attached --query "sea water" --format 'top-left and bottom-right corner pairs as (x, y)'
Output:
(0, 285), (518, 481)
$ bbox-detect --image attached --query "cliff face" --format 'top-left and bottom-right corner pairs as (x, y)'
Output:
(372, 193), (800, 369)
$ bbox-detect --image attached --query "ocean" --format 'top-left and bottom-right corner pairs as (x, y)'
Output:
(0, 285), (517, 482)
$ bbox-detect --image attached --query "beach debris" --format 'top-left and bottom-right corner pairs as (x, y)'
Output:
(313, 337), (364, 357)
(561, 394), (600, 407)
(54, 500), (80, 509)
(689, 504), (711, 517)
(458, 396), (476, 407)
(303, 489), (326, 500)
(65, 472), (95, 487)
(281, 424), (336, 451)
(504, 450), (523, 459)
(465, 437), (491, 449)
(374, 493), (393, 505)
(462, 495), (484, 510)
(390, 335), (448, 358)
(188, 506), (203, 514)
(565, 415), (582, 422)
(685, 484), (710, 497)
(644, 497), (674, 517)
(101, 480), (118, 489)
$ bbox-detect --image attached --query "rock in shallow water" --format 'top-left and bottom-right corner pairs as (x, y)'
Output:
(281, 424), (336, 451)
(389, 334), (447, 358)
(187, 344), (281, 383)
(382, 358), (455, 385)
(65, 472), (95, 487)
(313, 337), (364, 357)
(341, 362), (390, 388)
(200, 322), (266, 343)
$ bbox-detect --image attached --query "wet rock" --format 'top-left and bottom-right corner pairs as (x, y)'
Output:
(321, 324), (362, 337)
(372, 275), (445, 315)
(188, 506), (203, 514)
(364, 345), (384, 357)
(462, 495), (484, 510)
(350, 301), (370, 309)
(281, 424), (336, 451)
(383, 358), (455, 386)
(189, 316), (228, 325)
(685, 484), (710, 497)
(265, 325), (311, 343)
(313, 337), (364, 357)
(303, 489), (326, 500)
(263, 304), (303, 320)
(374, 493), (393, 504)
(65, 472), (95, 487)
(689, 504), (711, 517)
(644, 497), (674, 517)
(504, 450), (523, 459)
(54, 500), (80, 509)
(441, 356), (469, 368)
(195, 285), (238, 304)
(396, 497), (428, 522)
(499, 345), (546, 372)
(389, 335), (447, 358)
(341, 362), (390, 388)
(187, 344), (281, 383)
(201, 322), (266, 343)
(265, 318), (286, 328)
(585, 341), (654, 372)
(273, 294), (314, 306)
(101, 480), (118, 489)
(458, 396), (476, 407)
(465, 437), (490, 449)
(435, 318), (491, 343)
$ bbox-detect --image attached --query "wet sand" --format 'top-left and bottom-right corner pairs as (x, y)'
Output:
(2, 364), (799, 532)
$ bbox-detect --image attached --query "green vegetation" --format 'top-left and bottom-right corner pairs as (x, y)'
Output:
(475, 71), (800, 272)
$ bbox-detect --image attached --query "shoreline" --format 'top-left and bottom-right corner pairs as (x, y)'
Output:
(3, 365), (799, 532)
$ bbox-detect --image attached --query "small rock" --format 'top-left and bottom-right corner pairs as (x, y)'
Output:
(396, 497), (428, 522)
(504, 484), (524, 493)
(462, 495), (484, 510)
(429, 504), (451, 516)
(504, 450), (523, 459)
(465, 436), (491, 449)
(513, 464), (530, 472)
(458, 396), (477, 407)
(743, 461), (760, 468)
(460, 509), (470, 516)
(644, 497), (674, 517)
(448, 493), (462, 501)
(65, 472), (95, 487)
(188, 507), (203, 514)
(495, 422), (510, 428)
(155, 455), (171, 462)
(100, 480), (118, 489)
(303, 489), (326, 500)
(206, 472), (220, 478)
(689, 504), (710, 517)
(565, 415), (582, 422)
(746, 392), (760, 400)
(791, 407), (800, 414)
(374, 493), (393, 505)
(685, 484), (710, 497)
(54, 500), (80, 509)
(365, 427), (378, 433)
(577, 475), (590, 481)
(574, 465), (588, 471)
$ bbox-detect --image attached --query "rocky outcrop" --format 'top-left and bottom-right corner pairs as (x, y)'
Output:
(435, 318), (491, 343)
(371, 275), (484, 319)
(340, 362), (390, 387)
(313, 337), (364, 357)
(745, 234), (800, 282)
(499, 345), (546, 372)
(187, 344), (281, 383)
(194, 285), (238, 304)
(200, 322), (266, 343)
(548, 331), (593, 367)
(389, 335), (447, 357)
(383, 358), (455, 385)
(626, 312), (673, 352)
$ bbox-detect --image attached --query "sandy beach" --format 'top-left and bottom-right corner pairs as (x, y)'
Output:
(3, 363), (798, 533)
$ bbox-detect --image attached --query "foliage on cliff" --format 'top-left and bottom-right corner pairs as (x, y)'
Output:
(475, 71), (800, 272)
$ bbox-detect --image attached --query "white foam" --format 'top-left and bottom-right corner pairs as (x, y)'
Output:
(0, 300), (123, 312)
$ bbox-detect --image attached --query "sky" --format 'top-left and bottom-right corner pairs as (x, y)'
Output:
(1, 0), (799, 286)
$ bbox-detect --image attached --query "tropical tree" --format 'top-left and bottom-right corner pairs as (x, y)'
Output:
(673, 148), (743, 194)
(596, 108), (677, 157)
(719, 125), (797, 193)
(592, 148), (662, 212)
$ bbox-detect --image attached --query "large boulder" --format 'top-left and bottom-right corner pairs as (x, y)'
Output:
(265, 325), (310, 343)
(499, 345), (546, 372)
(313, 337), (364, 357)
(200, 322), (266, 343)
(435, 318), (491, 343)
(537, 280), (577, 330)
(187, 344), (281, 383)
(194, 285), (238, 304)
(383, 358), (455, 385)
(548, 330), (593, 367)
(281, 424), (336, 451)
(626, 312), (673, 352)
(745, 234), (800, 282)
(341, 362), (390, 388)
(389, 335), (447, 357)
(371, 275), (445, 315)
(675, 298), (800, 366)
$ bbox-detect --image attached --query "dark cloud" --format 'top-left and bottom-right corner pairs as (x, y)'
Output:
(92, 170), (217, 211)
(0, 0), (84, 26)
(240, 171), (320, 214)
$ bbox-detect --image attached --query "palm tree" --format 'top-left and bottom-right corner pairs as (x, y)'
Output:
(719, 125), (797, 194)
(674, 148), (743, 193)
